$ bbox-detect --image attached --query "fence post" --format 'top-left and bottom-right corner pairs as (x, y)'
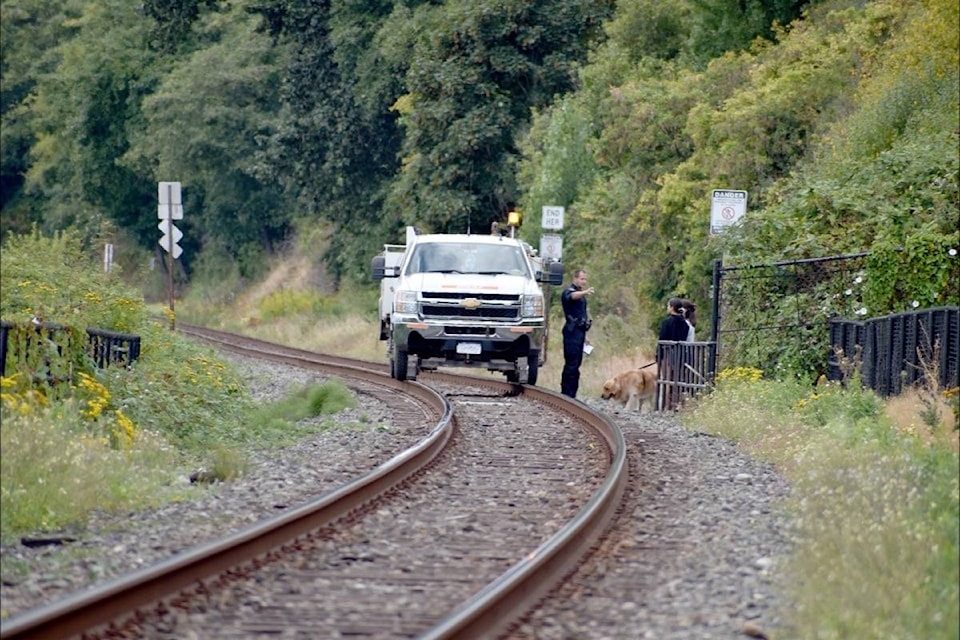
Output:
(710, 259), (721, 375)
(0, 320), (11, 378)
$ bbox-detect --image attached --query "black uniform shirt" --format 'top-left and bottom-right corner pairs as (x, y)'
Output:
(562, 284), (588, 329)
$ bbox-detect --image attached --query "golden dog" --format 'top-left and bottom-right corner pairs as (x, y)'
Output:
(601, 367), (658, 412)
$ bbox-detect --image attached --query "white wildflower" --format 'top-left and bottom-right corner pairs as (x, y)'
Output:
(912, 300), (920, 308)
(856, 307), (867, 316)
(949, 248), (957, 257)
(845, 289), (853, 296)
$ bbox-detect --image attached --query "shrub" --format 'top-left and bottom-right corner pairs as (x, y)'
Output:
(0, 228), (146, 332)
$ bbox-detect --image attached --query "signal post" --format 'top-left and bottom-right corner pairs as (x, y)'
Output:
(158, 181), (184, 329)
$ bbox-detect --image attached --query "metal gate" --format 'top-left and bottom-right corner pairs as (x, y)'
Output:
(656, 341), (717, 411)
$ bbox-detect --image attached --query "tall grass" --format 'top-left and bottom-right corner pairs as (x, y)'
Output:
(0, 231), (371, 542)
(685, 369), (959, 640)
(0, 398), (185, 536)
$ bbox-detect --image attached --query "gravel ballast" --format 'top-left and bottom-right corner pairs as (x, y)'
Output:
(0, 358), (791, 639)
(509, 397), (791, 640)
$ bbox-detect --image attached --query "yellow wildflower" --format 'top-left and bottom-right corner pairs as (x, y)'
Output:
(114, 410), (136, 449)
(717, 366), (764, 384)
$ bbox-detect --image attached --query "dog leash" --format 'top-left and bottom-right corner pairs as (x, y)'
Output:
(638, 361), (656, 370)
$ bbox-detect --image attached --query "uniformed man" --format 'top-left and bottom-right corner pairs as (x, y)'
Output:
(560, 269), (594, 398)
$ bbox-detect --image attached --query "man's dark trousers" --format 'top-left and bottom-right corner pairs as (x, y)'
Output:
(561, 325), (585, 398)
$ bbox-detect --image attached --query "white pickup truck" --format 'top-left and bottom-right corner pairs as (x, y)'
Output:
(371, 227), (563, 383)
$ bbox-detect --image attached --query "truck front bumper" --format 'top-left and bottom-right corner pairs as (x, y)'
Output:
(391, 318), (544, 368)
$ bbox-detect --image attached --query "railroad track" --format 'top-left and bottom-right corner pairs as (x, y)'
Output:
(1, 326), (628, 640)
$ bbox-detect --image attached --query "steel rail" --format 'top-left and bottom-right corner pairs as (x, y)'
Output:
(181, 328), (631, 640)
(0, 332), (453, 640)
(181, 325), (631, 639)
(2, 326), (628, 640)
(418, 385), (629, 640)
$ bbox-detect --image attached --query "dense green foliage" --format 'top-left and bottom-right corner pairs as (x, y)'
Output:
(1, 0), (957, 362)
(2, 4), (956, 632)
(518, 0), (958, 340)
(1, 0), (295, 279)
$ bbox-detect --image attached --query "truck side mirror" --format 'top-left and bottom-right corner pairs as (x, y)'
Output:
(547, 261), (564, 285)
(371, 255), (386, 281)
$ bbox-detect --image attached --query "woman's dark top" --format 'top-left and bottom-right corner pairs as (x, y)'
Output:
(658, 314), (689, 342)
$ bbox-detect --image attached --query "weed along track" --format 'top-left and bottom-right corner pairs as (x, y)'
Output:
(1, 326), (627, 640)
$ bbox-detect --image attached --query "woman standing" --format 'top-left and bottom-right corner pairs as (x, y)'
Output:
(658, 297), (690, 342)
(657, 297), (689, 411)
(680, 299), (697, 342)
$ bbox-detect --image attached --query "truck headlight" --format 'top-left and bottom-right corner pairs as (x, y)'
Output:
(522, 293), (544, 318)
(394, 290), (419, 315)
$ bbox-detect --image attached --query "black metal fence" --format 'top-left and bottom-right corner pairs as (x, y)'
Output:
(710, 253), (959, 397)
(829, 307), (959, 396)
(0, 320), (141, 379)
(710, 252), (871, 378)
(86, 327), (142, 369)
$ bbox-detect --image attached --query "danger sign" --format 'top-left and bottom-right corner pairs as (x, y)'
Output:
(710, 189), (748, 234)
(540, 233), (563, 260)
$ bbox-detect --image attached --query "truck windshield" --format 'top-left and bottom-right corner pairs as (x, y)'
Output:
(406, 242), (530, 277)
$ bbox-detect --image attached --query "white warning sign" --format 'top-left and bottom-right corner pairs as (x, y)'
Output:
(710, 189), (748, 235)
(540, 233), (563, 261)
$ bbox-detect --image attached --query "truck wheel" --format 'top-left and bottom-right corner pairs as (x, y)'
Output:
(526, 353), (539, 385)
(395, 349), (409, 381)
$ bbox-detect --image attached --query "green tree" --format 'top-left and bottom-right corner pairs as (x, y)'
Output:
(20, 0), (160, 245)
(0, 0), (86, 236)
(252, 0), (407, 279)
(142, 0), (225, 52)
(603, 0), (689, 63)
(123, 3), (294, 277)
(726, 0), (960, 314)
(388, 0), (613, 236)
(684, 0), (810, 66)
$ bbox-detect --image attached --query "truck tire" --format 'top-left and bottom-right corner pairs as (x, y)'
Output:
(394, 349), (409, 381)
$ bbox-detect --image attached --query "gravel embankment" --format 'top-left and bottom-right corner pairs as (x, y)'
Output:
(510, 397), (791, 640)
(1, 358), (792, 639)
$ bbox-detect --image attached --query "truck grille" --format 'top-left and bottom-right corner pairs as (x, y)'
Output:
(420, 292), (521, 321)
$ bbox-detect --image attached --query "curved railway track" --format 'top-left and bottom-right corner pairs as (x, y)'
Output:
(1, 325), (628, 640)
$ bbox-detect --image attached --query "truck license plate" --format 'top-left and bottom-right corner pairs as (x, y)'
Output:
(456, 342), (482, 355)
